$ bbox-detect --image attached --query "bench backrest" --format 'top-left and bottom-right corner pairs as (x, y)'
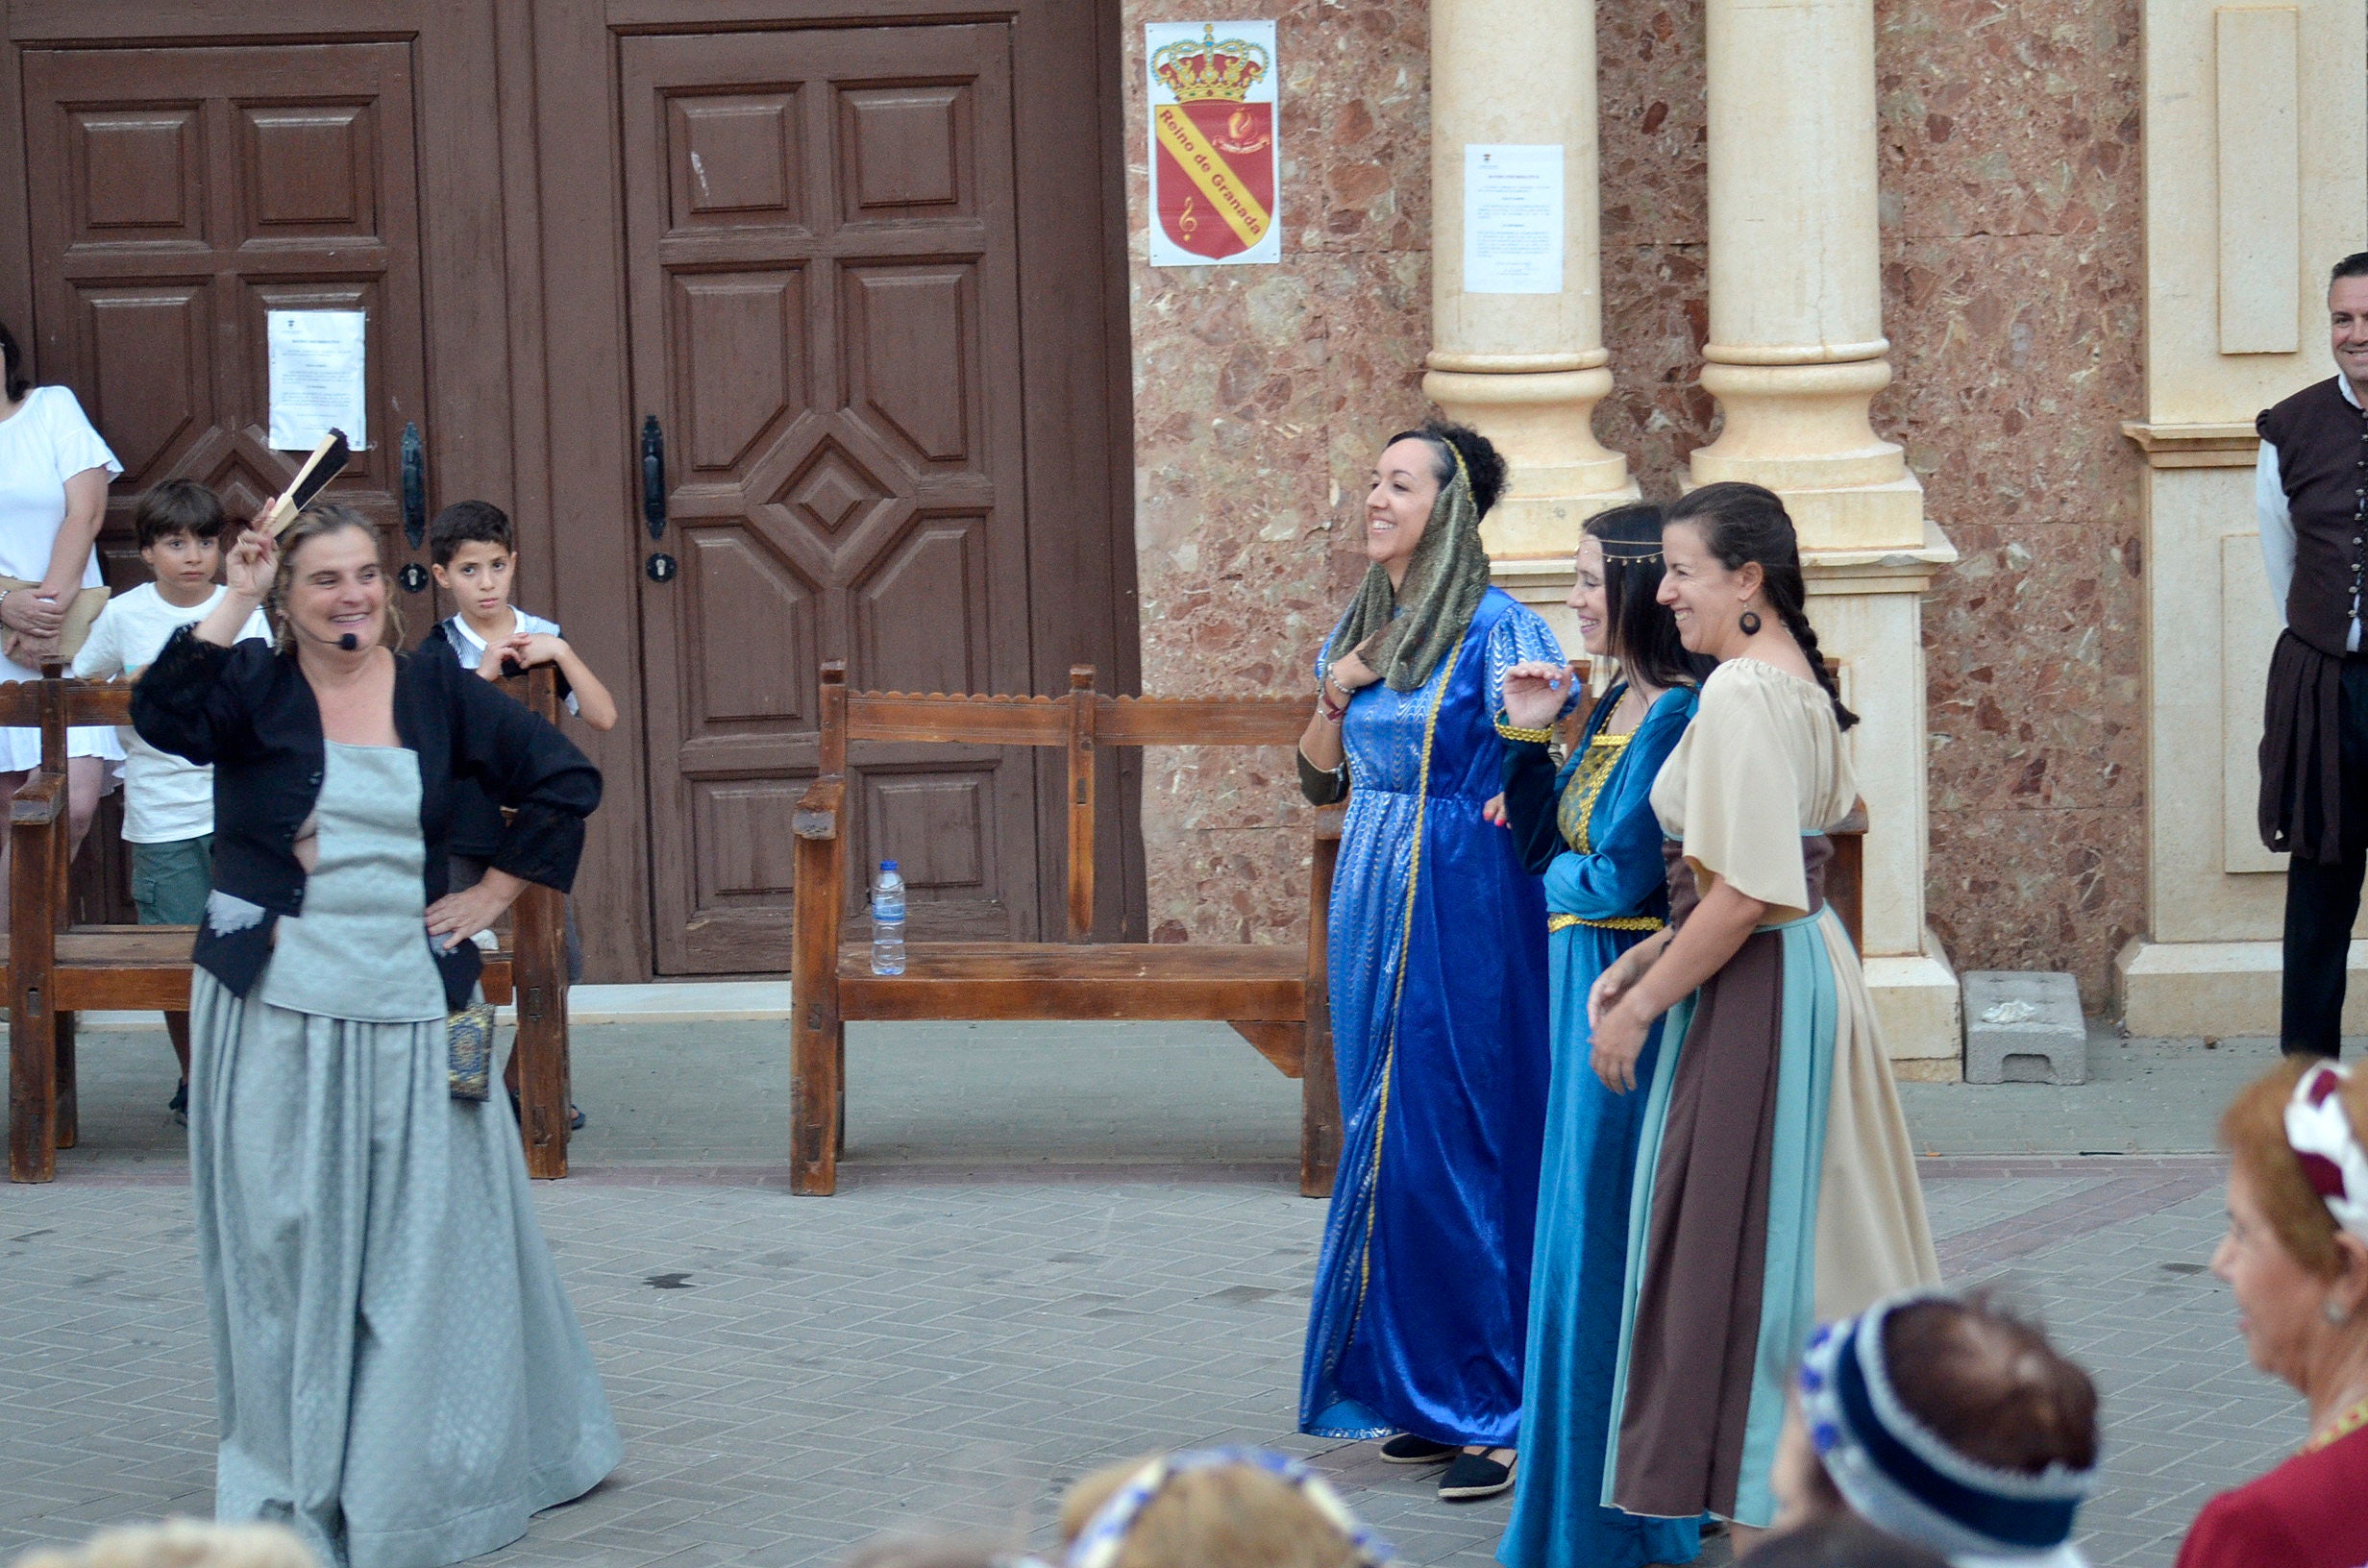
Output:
(818, 660), (1306, 942)
(815, 656), (1872, 952)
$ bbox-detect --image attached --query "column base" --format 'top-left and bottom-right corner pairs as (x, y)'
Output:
(1866, 933), (1962, 1081)
(1480, 484), (1643, 560)
(2114, 937), (2368, 1037)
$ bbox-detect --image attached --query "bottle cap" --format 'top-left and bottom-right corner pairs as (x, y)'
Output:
(882, 860), (899, 872)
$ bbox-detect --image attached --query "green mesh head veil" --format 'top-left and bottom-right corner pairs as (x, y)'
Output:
(1330, 438), (1493, 693)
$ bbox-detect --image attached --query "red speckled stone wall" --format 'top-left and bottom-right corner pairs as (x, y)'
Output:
(1125, 0), (2148, 1005)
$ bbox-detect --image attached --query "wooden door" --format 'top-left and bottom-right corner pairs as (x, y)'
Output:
(20, 41), (431, 584)
(620, 26), (1041, 973)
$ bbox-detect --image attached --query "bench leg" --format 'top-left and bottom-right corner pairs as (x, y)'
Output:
(1299, 1018), (1339, 1198)
(52, 1012), (76, 1150)
(9, 983), (56, 1184)
(791, 1001), (843, 1195)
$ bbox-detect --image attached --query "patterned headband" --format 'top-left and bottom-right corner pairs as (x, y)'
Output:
(2287, 1061), (2368, 1238)
(1062, 1448), (1394, 1568)
(1797, 1292), (2095, 1566)
(1594, 543), (1664, 563)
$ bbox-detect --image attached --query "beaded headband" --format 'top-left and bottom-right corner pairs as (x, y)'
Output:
(2287, 1061), (2368, 1238)
(1797, 1292), (2095, 1567)
(1062, 1448), (1393, 1568)
(1594, 543), (1665, 563)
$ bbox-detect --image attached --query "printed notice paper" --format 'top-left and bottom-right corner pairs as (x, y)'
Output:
(267, 309), (369, 452)
(1463, 145), (1564, 294)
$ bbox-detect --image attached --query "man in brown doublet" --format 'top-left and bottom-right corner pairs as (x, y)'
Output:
(2257, 252), (2368, 1058)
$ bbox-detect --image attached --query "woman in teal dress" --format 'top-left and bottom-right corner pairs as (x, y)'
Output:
(1494, 504), (1711, 1568)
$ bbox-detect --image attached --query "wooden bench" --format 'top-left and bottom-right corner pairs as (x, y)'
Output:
(789, 662), (1342, 1196)
(5, 665), (575, 1183)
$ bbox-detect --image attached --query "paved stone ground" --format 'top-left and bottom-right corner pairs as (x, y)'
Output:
(0, 1020), (2335, 1568)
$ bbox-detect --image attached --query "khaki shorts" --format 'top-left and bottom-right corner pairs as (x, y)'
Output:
(131, 834), (212, 926)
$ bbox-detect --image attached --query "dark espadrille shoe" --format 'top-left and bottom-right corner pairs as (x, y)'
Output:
(1379, 1433), (1456, 1465)
(1438, 1449), (1516, 1501)
(168, 1081), (189, 1128)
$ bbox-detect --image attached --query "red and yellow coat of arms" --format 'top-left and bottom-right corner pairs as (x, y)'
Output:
(1147, 22), (1279, 266)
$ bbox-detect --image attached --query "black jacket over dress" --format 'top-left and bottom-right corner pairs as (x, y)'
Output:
(2259, 377), (2368, 862)
(131, 627), (602, 1010)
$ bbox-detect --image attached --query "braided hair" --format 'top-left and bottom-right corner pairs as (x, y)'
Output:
(1665, 481), (1858, 730)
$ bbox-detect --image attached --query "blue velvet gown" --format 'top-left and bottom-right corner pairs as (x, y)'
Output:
(1299, 586), (1562, 1447)
(1496, 683), (1701, 1568)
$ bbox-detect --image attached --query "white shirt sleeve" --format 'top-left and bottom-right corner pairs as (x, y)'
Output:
(2258, 438), (2294, 624)
(37, 386), (122, 485)
(69, 600), (119, 678)
(234, 606), (272, 644)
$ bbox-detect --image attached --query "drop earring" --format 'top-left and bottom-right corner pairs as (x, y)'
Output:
(1739, 607), (1763, 636)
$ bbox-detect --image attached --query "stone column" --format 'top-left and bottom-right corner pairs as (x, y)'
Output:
(1690, 0), (1921, 549)
(1693, 0), (1961, 1071)
(1423, 0), (1634, 644)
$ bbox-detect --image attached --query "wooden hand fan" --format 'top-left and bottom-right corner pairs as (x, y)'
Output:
(259, 429), (352, 537)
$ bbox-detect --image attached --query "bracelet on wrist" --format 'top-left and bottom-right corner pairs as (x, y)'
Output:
(1493, 711), (1554, 745)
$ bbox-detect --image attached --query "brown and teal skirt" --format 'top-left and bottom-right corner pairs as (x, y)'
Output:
(1601, 839), (1939, 1528)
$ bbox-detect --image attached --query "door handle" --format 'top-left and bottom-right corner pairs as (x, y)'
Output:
(640, 415), (667, 541)
(401, 422), (427, 550)
(640, 414), (676, 583)
(398, 422), (430, 592)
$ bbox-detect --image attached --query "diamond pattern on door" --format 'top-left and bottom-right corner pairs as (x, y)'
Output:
(622, 25), (1035, 971)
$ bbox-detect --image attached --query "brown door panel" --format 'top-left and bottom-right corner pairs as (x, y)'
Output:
(621, 23), (1037, 973)
(22, 42), (428, 561)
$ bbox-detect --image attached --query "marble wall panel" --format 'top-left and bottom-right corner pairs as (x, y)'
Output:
(1878, 0), (2147, 1007)
(1126, 0), (1435, 943)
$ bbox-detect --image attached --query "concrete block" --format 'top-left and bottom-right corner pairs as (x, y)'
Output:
(1963, 970), (2087, 1085)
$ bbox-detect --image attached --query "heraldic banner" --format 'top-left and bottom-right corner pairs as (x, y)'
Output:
(1146, 21), (1279, 266)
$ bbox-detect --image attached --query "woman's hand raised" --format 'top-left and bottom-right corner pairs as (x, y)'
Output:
(222, 529), (278, 602)
(1501, 659), (1571, 732)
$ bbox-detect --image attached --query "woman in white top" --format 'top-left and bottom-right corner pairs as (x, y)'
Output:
(0, 322), (124, 882)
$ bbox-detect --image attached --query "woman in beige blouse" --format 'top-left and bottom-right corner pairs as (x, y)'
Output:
(1582, 481), (1939, 1545)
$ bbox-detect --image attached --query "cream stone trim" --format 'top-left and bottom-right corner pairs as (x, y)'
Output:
(2119, 420), (2261, 469)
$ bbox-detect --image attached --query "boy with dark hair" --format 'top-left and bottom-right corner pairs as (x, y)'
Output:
(427, 500), (615, 1129)
(72, 478), (269, 1120)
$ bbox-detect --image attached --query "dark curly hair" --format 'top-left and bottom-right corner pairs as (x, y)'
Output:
(1386, 419), (1509, 518)
(1665, 480), (1858, 730)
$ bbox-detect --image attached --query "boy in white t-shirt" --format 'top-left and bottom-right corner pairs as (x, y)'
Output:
(72, 480), (269, 1119)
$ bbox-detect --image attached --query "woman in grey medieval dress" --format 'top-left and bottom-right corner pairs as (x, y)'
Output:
(132, 505), (619, 1568)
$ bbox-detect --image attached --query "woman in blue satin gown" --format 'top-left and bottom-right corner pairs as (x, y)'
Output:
(1494, 504), (1711, 1568)
(1294, 420), (1566, 1504)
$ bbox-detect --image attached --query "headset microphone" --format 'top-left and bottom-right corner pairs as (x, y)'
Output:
(337, 633), (359, 651)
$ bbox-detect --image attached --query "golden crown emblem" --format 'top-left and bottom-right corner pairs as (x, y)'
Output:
(1151, 24), (1270, 104)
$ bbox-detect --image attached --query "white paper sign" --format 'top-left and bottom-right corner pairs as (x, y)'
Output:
(1463, 145), (1565, 295)
(267, 309), (368, 452)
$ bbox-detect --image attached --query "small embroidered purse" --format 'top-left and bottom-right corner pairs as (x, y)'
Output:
(447, 1001), (496, 1101)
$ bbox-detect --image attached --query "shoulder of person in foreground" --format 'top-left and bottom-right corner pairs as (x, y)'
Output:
(1740, 1515), (1946, 1568)
(2175, 1469), (2316, 1568)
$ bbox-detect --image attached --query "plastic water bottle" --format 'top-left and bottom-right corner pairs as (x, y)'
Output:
(870, 861), (907, 975)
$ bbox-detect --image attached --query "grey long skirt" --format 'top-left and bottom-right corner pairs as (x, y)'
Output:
(190, 970), (621, 1568)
